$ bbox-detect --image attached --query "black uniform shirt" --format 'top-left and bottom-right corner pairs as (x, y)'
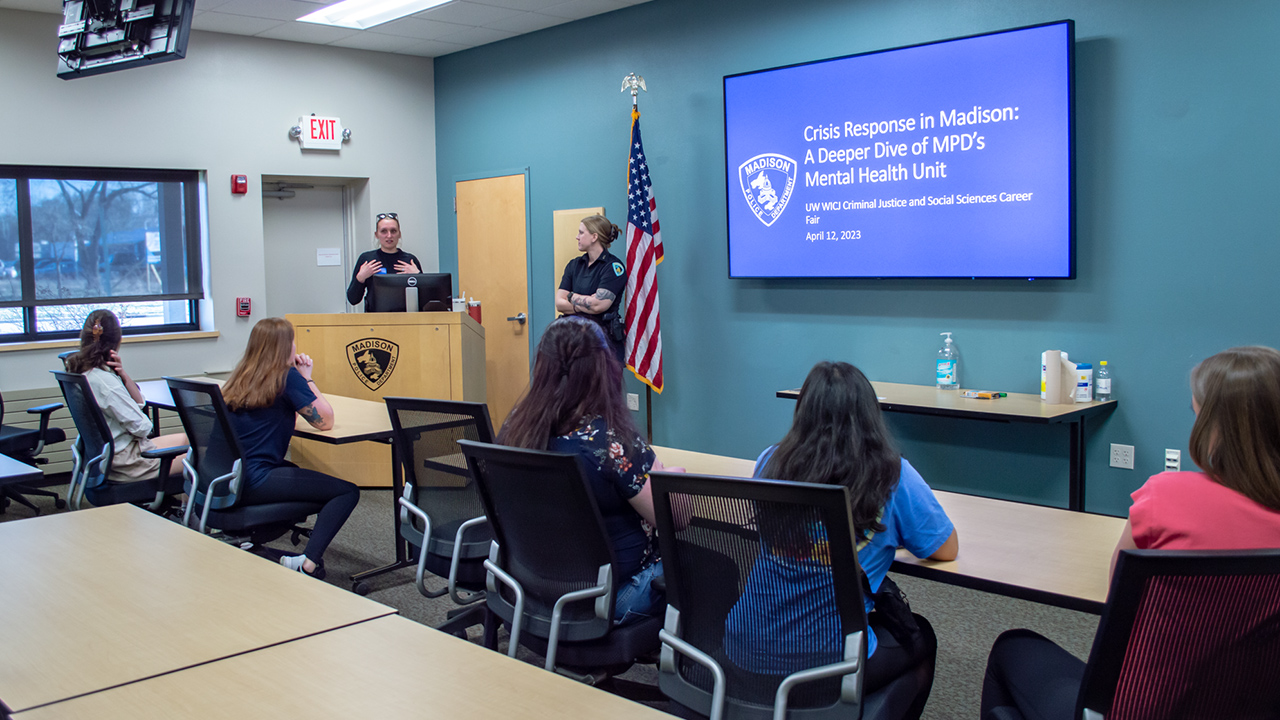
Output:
(559, 249), (627, 328)
(346, 248), (422, 311)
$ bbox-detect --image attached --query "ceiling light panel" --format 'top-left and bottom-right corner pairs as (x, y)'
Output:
(298, 0), (454, 30)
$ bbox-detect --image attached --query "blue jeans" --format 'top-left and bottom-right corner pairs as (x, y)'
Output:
(614, 560), (664, 625)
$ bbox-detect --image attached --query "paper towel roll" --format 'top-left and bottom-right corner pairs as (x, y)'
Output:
(1043, 350), (1062, 403)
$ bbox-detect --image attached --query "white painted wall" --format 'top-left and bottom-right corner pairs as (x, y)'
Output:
(0, 9), (438, 390)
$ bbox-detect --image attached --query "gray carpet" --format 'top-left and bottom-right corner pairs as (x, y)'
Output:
(2, 487), (1099, 718)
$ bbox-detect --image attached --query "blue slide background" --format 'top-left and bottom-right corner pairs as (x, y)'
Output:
(725, 22), (1071, 278)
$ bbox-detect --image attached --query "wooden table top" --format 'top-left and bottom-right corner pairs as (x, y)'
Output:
(0, 452), (42, 486)
(653, 444), (1123, 613)
(778, 380), (1116, 424)
(0, 504), (395, 714)
(136, 379), (392, 445)
(15, 615), (668, 720)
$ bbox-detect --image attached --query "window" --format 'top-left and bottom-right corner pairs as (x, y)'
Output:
(0, 166), (203, 341)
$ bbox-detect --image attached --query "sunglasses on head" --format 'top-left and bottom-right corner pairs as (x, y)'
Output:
(376, 212), (398, 221)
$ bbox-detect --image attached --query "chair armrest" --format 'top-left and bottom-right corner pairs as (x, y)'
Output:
(141, 444), (190, 461)
(24, 403), (64, 453)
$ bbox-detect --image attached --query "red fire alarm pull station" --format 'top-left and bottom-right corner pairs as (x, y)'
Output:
(231, 175), (248, 194)
(236, 297), (251, 317)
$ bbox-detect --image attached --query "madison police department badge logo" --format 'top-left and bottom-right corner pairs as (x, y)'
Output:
(738, 153), (797, 227)
(346, 337), (399, 391)
(612, 262), (624, 276)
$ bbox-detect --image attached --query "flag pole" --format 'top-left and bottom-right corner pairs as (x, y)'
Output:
(621, 72), (653, 439)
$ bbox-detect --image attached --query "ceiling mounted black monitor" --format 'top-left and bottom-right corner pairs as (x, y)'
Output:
(57, 0), (196, 80)
(724, 20), (1075, 279)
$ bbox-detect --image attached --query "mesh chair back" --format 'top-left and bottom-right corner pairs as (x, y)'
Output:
(164, 377), (245, 509)
(1079, 549), (1280, 720)
(385, 397), (493, 557)
(52, 370), (115, 492)
(458, 439), (618, 632)
(650, 471), (868, 715)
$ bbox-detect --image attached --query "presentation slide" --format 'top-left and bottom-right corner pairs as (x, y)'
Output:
(725, 21), (1073, 278)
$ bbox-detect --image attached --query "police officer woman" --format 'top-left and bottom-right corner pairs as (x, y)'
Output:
(346, 213), (422, 311)
(556, 215), (627, 360)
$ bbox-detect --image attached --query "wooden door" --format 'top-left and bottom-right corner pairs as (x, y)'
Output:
(456, 174), (529, 430)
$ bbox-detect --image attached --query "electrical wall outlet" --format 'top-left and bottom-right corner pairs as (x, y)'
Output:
(1110, 443), (1135, 470)
(626, 392), (640, 412)
(1165, 449), (1181, 472)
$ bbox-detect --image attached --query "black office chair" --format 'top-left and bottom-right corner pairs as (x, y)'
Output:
(165, 377), (321, 543)
(982, 548), (1280, 720)
(648, 472), (935, 720)
(458, 439), (663, 684)
(51, 371), (185, 511)
(385, 397), (495, 634)
(0, 389), (66, 514)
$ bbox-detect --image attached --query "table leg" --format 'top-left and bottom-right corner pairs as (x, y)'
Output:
(1068, 417), (1086, 512)
(350, 440), (414, 589)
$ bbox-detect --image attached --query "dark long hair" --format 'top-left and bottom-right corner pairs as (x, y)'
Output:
(1189, 346), (1280, 511)
(498, 316), (638, 449)
(65, 309), (123, 374)
(763, 361), (901, 537)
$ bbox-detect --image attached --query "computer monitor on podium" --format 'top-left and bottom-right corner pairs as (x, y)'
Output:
(367, 273), (452, 313)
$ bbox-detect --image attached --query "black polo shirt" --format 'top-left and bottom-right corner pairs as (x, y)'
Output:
(559, 249), (627, 327)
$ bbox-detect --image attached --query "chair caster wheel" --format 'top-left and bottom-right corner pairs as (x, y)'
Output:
(291, 531), (303, 545)
(55, 498), (67, 509)
(352, 581), (370, 596)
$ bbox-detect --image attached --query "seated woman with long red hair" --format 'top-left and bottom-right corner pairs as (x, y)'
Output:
(220, 317), (359, 578)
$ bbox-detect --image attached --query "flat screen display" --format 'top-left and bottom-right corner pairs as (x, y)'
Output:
(724, 21), (1074, 278)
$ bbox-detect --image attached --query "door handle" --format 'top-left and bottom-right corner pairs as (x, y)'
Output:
(507, 312), (527, 325)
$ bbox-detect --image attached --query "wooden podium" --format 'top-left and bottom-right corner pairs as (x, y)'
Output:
(284, 312), (486, 487)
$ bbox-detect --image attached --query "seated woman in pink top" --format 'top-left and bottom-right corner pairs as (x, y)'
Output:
(979, 346), (1280, 720)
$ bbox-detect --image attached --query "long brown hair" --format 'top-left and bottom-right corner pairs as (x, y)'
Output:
(763, 361), (901, 537)
(1189, 346), (1280, 511)
(65, 309), (123, 374)
(222, 318), (296, 411)
(497, 316), (637, 449)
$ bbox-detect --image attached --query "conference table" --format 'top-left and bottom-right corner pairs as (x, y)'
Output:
(13, 614), (669, 720)
(653, 445), (1124, 614)
(776, 381), (1117, 512)
(0, 503), (396, 716)
(0, 452), (42, 488)
(134, 378), (408, 594)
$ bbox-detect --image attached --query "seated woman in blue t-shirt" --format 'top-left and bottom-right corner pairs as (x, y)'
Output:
(497, 315), (684, 624)
(220, 317), (360, 579)
(723, 361), (958, 716)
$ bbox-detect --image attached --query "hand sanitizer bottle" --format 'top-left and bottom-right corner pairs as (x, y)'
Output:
(937, 332), (959, 390)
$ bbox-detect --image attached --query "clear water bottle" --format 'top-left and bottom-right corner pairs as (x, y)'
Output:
(1095, 360), (1112, 401)
(936, 332), (959, 390)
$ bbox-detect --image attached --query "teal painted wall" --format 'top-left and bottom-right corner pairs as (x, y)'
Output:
(434, 0), (1280, 516)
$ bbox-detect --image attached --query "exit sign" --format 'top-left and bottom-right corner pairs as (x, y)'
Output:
(298, 115), (345, 150)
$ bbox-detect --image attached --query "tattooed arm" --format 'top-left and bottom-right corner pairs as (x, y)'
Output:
(294, 353), (335, 430)
(566, 287), (617, 315)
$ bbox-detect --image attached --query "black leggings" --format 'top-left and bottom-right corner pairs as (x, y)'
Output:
(980, 629), (1085, 720)
(241, 466), (359, 564)
(864, 612), (938, 719)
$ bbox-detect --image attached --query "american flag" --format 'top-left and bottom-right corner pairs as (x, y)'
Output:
(624, 108), (663, 393)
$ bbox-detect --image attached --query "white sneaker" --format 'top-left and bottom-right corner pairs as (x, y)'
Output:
(280, 554), (325, 579)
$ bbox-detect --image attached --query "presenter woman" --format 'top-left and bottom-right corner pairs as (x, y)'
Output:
(222, 317), (360, 578)
(556, 215), (627, 360)
(346, 213), (422, 311)
(981, 346), (1280, 720)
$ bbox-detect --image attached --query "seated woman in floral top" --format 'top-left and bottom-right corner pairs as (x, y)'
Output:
(497, 315), (683, 623)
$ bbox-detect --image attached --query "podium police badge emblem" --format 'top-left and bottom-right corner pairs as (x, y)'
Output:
(346, 337), (399, 391)
(738, 153), (797, 227)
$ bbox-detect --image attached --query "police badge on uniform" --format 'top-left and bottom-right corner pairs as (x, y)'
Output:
(346, 337), (399, 391)
(738, 153), (797, 227)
